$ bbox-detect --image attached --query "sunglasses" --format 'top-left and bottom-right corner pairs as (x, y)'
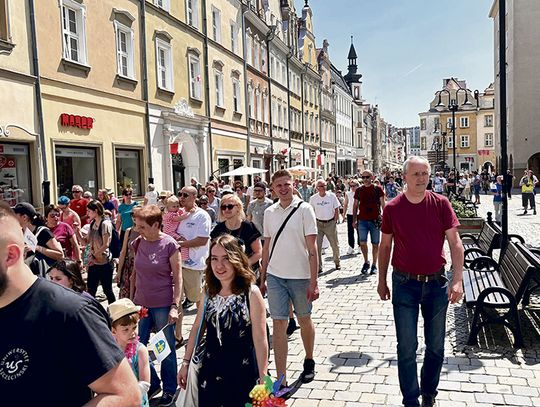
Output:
(123, 192), (133, 196)
(221, 204), (236, 211)
(72, 190), (82, 193)
(180, 192), (191, 198)
(253, 189), (265, 193)
(361, 176), (371, 179)
(48, 212), (60, 218)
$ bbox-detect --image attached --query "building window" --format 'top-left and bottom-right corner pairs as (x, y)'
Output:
(460, 116), (469, 128)
(0, 0), (10, 43)
(232, 79), (241, 112)
(256, 89), (262, 121)
(434, 117), (440, 131)
(61, 0), (87, 65)
(115, 149), (142, 195)
(214, 70), (224, 107)
(230, 22), (237, 53)
(254, 40), (260, 69)
(188, 54), (202, 99)
(156, 38), (173, 91)
(485, 114), (493, 127)
(263, 93), (268, 124)
(246, 33), (252, 65)
(460, 135), (469, 148)
(186, 0), (198, 28)
(114, 22), (135, 79)
(447, 117), (453, 130)
(211, 7), (221, 43)
(485, 133), (493, 147)
(420, 137), (426, 150)
(55, 146), (98, 197)
(0, 142), (33, 205)
(247, 85), (254, 118)
(154, 0), (170, 12)
(420, 118), (426, 130)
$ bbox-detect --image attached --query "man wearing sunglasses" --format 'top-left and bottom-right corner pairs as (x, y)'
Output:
(68, 185), (89, 225)
(352, 170), (385, 275)
(176, 186), (211, 342)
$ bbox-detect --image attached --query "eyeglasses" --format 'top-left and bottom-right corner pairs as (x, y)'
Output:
(221, 204), (236, 211)
(199, 202), (208, 205)
(180, 192), (191, 198)
(207, 190), (215, 193)
(361, 176), (371, 179)
(49, 213), (60, 218)
(253, 189), (264, 193)
(72, 190), (82, 193)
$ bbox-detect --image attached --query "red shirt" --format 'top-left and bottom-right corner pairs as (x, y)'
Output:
(69, 199), (88, 224)
(354, 185), (384, 221)
(381, 191), (460, 275)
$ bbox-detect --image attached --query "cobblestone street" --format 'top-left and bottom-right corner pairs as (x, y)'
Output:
(172, 193), (540, 406)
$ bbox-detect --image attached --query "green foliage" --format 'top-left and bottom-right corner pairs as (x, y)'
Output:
(450, 198), (477, 218)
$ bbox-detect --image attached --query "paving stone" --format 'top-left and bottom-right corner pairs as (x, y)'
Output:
(475, 392), (505, 404)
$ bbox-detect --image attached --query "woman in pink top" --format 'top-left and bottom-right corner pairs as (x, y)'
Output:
(45, 204), (81, 262)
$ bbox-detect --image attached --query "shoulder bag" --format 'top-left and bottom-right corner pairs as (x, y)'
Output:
(268, 201), (303, 263)
(176, 295), (208, 407)
(25, 226), (50, 277)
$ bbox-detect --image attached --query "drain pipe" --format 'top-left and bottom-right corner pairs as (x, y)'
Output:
(140, 0), (153, 184)
(202, 0), (213, 179)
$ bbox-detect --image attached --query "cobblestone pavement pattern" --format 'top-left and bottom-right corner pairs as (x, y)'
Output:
(99, 192), (540, 406)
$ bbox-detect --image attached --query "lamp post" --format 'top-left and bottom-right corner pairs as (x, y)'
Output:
(435, 81), (476, 173)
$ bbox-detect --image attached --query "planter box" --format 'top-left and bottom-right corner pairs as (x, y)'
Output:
(458, 217), (484, 236)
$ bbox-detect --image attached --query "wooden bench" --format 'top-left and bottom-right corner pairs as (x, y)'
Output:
(462, 242), (540, 348)
(461, 221), (501, 267)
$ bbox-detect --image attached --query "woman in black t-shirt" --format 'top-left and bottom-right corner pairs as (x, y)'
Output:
(13, 202), (64, 276)
(210, 194), (262, 272)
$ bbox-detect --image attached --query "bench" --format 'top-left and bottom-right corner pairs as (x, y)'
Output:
(461, 221), (501, 267)
(462, 242), (540, 348)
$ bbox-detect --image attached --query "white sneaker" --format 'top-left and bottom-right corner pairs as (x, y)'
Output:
(347, 247), (355, 255)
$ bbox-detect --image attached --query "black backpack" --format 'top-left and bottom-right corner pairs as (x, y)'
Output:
(92, 219), (121, 259)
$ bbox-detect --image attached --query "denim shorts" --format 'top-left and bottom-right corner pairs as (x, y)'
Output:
(358, 220), (381, 245)
(267, 274), (312, 320)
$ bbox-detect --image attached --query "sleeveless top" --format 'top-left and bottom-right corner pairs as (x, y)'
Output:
(131, 342), (149, 407)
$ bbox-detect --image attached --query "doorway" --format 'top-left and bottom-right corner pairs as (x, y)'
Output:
(171, 153), (185, 194)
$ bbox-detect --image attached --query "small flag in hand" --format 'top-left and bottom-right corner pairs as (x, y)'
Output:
(148, 328), (171, 364)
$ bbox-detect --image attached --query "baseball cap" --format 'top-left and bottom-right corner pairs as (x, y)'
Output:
(58, 196), (70, 205)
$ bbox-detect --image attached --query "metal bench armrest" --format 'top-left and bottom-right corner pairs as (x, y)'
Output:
(508, 234), (525, 244)
(461, 233), (479, 244)
(469, 256), (498, 272)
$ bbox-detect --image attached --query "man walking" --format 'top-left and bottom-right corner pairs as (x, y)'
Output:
(298, 179), (314, 202)
(0, 202), (140, 406)
(309, 179), (341, 272)
(377, 156), (464, 407)
(260, 169), (319, 386)
(343, 180), (360, 255)
(247, 181), (273, 241)
(352, 170), (385, 275)
(519, 169), (538, 215)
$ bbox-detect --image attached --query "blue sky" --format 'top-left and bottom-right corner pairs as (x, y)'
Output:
(295, 0), (495, 127)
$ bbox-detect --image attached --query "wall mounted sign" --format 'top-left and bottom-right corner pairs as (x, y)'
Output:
(60, 114), (94, 130)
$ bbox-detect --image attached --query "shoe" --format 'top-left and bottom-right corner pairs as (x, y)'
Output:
(318, 268), (323, 275)
(278, 383), (292, 400)
(182, 298), (193, 310)
(421, 395), (437, 407)
(148, 384), (162, 400)
(175, 336), (186, 349)
(370, 265), (377, 275)
(335, 263), (341, 270)
(300, 358), (316, 383)
(158, 392), (176, 407)
(524, 210), (528, 215)
(535, 210), (537, 215)
(361, 262), (370, 275)
(346, 247), (355, 255)
(287, 318), (297, 336)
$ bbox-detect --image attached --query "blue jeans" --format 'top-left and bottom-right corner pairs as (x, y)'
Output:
(139, 306), (177, 394)
(358, 220), (380, 245)
(392, 271), (449, 407)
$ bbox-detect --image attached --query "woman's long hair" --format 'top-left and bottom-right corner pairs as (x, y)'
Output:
(205, 234), (255, 297)
(47, 259), (87, 293)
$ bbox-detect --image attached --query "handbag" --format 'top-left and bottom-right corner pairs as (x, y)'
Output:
(24, 227), (50, 278)
(176, 295), (208, 407)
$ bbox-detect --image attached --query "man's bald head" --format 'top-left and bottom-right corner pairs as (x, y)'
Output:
(0, 202), (27, 299)
(0, 203), (24, 248)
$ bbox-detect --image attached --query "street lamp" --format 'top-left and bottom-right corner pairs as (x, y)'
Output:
(434, 81), (476, 173)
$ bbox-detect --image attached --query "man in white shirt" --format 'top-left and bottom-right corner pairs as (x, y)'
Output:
(432, 172), (445, 194)
(260, 169), (319, 387)
(176, 186), (211, 342)
(309, 179), (341, 272)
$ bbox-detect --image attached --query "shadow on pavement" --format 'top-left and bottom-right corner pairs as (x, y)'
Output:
(324, 274), (373, 288)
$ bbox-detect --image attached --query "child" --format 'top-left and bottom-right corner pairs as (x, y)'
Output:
(109, 298), (150, 407)
(162, 195), (190, 260)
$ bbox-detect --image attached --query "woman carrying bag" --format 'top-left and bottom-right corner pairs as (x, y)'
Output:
(177, 234), (268, 407)
(13, 202), (64, 276)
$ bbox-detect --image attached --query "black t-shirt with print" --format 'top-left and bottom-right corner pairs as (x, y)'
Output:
(211, 220), (261, 260)
(0, 278), (124, 406)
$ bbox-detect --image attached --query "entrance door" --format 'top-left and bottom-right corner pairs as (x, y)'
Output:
(171, 153), (185, 194)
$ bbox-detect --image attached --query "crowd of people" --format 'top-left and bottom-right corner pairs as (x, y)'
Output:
(5, 158), (538, 406)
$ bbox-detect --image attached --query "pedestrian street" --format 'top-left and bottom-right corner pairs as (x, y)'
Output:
(168, 194), (540, 407)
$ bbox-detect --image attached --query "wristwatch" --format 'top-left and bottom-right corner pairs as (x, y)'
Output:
(171, 303), (179, 309)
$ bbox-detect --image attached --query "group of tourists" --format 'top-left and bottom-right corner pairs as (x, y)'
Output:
(2, 156), (469, 407)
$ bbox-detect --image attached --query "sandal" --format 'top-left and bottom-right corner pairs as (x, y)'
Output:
(175, 336), (186, 349)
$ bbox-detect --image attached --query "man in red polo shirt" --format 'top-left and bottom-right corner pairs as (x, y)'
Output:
(377, 156), (464, 407)
(69, 185), (88, 225)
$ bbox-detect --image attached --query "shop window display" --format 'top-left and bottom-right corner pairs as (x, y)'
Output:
(0, 143), (32, 205)
(56, 146), (98, 197)
(115, 149), (141, 195)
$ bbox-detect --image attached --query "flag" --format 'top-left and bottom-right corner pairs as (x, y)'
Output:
(281, 148), (290, 156)
(316, 151), (324, 167)
(148, 327), (171, 364)
(170, 143), (183, 155)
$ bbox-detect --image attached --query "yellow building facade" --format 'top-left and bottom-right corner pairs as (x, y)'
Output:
(36, 0), (148, 199)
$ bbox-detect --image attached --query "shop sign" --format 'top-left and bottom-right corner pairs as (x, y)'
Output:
(60, 114), (94, 130)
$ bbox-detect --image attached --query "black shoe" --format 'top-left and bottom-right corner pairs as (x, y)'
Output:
(158, 392), (176, 407)
(287, 318), (298, 336)
(421, 395), (437, 407)
(182, 298), (193, 310)
(148, 384), (161, 400)
(335, 263), (341, 270)
(300, 358), (316, 383)
(370, 265), (377, 275)
(361, 262), (370, 275)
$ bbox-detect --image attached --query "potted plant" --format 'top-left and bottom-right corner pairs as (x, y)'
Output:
(450, 198), (484, 235)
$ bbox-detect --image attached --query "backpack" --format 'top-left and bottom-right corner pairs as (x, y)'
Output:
(92, 219), (121, 259)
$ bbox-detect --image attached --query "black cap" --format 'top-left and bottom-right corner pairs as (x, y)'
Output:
(12, 202), (37, 218)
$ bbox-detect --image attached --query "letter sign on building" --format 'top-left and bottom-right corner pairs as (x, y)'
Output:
(60, 113), (94, 130)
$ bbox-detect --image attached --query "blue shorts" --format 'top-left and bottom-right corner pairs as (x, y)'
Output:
(358, 220), (381, 245)
(267, 274), (312, 320)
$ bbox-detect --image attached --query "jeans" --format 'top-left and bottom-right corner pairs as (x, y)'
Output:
(358, 220), (380, 245)
(139, 306), (177, 394)
(346, 214), (360, 249)
(392, 271), (449, 407)
(87, 262), (116, 304)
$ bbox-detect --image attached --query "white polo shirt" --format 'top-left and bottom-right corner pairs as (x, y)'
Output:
(309, 192), (340, 221)
(263, 197), (317, 279)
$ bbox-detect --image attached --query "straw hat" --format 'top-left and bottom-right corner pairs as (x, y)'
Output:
(108, 298), (141, 323)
